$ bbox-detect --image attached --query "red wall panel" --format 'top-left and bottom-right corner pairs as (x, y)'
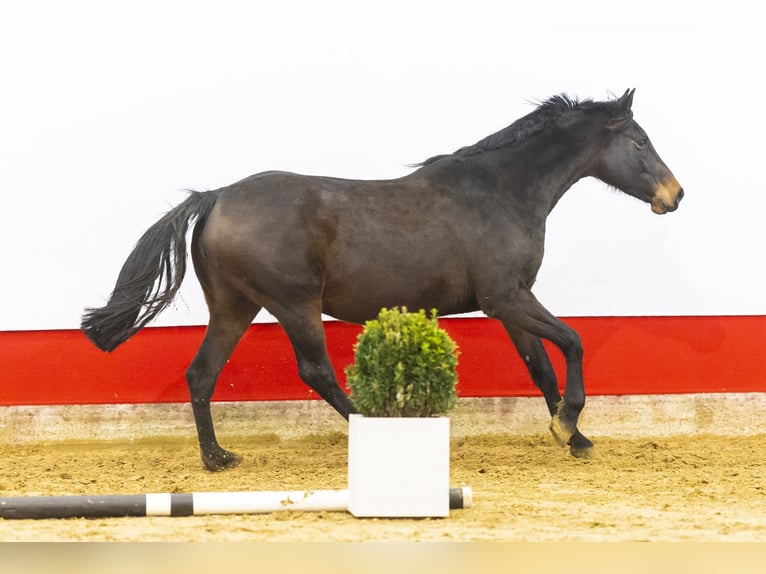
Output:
(1, 316), (763, 406)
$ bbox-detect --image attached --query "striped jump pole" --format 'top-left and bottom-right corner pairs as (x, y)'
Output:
(0, 487), (471, 520)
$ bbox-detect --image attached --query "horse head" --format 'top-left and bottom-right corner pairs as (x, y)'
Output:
(593, 89), (684, 215)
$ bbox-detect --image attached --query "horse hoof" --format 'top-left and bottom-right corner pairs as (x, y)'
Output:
(202, 450), (242, 472)
(549, 418), (570, 447)
(568, 431), (594, 459)
(570, 444), (594, 459)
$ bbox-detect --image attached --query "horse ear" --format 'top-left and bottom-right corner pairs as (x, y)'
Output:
(618, 88), (636, 113)
(608, 88), (635, 130)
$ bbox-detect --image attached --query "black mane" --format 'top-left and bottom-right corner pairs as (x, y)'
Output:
(419, 93), (624, 166)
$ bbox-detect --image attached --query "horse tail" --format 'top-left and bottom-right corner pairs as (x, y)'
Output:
(81, 190), (220, 352)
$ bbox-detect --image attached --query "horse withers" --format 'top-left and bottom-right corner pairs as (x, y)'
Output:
(82, 89), (683, 471)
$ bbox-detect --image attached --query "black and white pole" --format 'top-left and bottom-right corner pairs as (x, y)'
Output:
(0, 487), (471, 520)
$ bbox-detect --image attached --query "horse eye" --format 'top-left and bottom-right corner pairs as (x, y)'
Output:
(633, 138), (648, 150)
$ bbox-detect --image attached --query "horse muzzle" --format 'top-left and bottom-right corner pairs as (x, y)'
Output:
(651, 179), (684, 214)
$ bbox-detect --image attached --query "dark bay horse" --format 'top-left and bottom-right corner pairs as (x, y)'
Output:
(82, 89), (683, 471)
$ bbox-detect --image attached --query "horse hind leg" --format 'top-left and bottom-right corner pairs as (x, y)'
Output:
(186, 299), (261, 471)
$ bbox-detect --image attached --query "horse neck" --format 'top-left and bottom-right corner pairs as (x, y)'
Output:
(493, 135), (601, 217)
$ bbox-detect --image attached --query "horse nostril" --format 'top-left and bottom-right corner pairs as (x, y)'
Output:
(675, 188), (685, 207)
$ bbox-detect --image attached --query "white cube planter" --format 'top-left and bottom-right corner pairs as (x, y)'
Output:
(347, 413), (450, 518)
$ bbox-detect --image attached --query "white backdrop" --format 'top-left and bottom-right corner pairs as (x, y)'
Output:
(2, 1), (764, 331)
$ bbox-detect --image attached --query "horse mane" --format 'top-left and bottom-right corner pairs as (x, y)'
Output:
(418, 93), (622, 166)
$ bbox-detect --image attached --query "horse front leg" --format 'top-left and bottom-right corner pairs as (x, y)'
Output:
(505, 326), (594, 457)
(485, 289), (593, 458)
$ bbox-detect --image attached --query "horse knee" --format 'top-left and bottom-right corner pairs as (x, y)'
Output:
(562, 332), (583, 361)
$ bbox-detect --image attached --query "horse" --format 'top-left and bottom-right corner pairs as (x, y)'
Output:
(82, 89), (683, 471)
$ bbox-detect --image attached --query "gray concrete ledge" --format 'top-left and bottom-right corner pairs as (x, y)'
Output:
(2, 394), (765, 445)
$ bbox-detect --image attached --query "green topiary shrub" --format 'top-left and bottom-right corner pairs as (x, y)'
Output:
(345, 307), (459, 417)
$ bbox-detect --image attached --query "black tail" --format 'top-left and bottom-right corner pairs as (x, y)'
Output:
(81, 190), (220, 352)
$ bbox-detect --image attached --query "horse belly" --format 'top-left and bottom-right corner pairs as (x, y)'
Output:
(321, 260), (474, 324)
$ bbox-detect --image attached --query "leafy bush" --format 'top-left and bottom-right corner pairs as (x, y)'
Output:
(346, 307), (459, 417)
